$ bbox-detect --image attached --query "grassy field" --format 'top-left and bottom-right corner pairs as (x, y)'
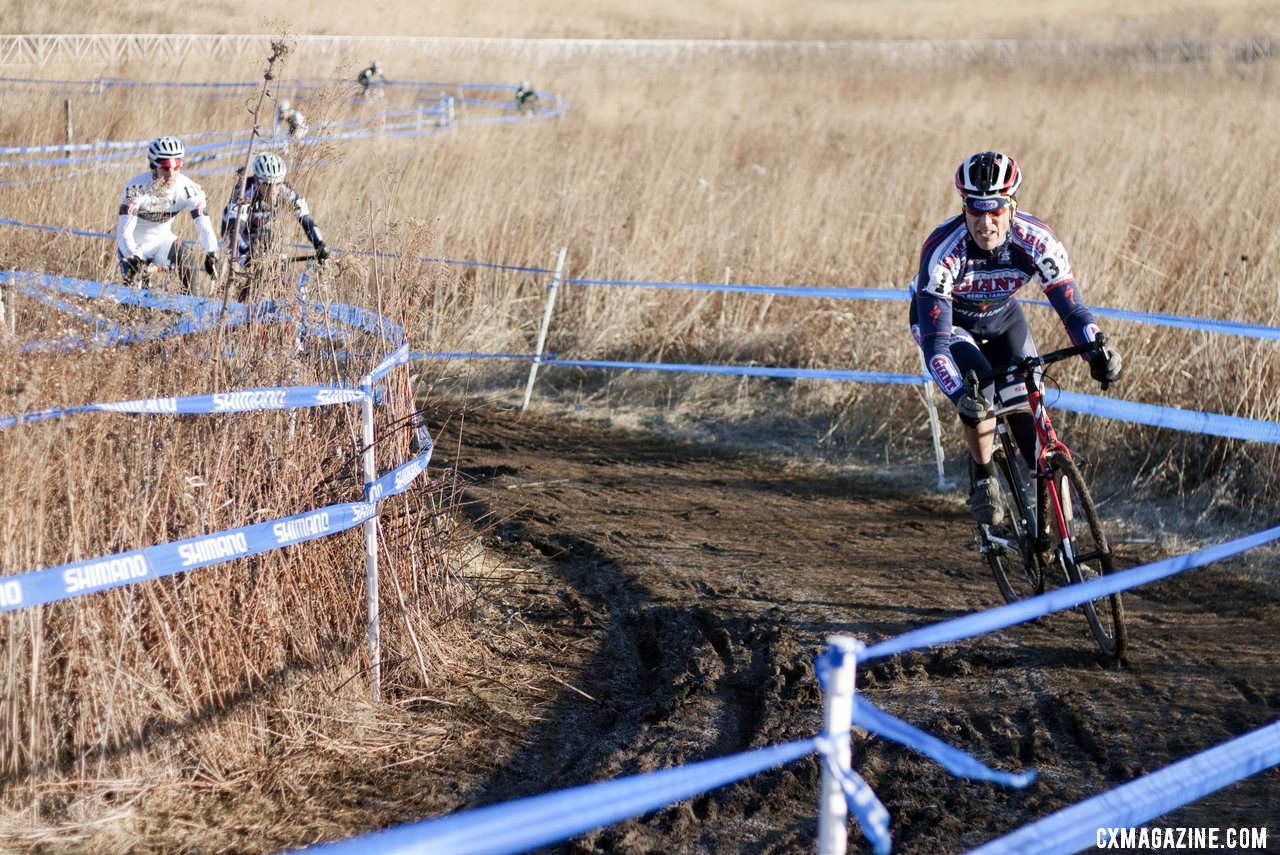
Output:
(4, 0), (1280, 39)
(1, 6), (1278, 850)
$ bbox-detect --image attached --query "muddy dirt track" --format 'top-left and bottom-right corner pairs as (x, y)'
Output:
(432, 402), (1280, 854)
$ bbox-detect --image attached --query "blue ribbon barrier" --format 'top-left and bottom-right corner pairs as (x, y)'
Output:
(813, 645), (893, 854)
(369, 342), (411, 382)
(1050, 389), (1280, 445)
(411, 351), (547, 361)
(1022, 299), (1280, 342)
(813, 739), (892, 855)
(0, 77), (564, 178)
(298, 739), (818, 855)
(967, 720), (1280, 855)
(366, 449), (434, 504)
(0, 501), (376, 614)
(852, 698), (1035, 788)
(3, 271), (407, 350)
(0, 384), (368, 429)
(812, 646), (1028, 855)
(543, 357), (926, 386)
(0, 434), (435, 615)
(564, 276), (909, 301)
(860, 524), (1280, 662)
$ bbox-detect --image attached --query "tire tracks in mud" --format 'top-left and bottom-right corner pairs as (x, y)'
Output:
(432, 403), (1280, 854)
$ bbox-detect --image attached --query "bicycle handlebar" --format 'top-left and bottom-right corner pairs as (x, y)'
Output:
(971, 333), (1107, 386)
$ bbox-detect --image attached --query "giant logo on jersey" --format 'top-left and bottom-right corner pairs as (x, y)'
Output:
(929, 355), (963, 395)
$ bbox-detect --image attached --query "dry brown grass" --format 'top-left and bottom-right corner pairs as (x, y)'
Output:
(3, 0), (1280, 40)
(1, 23), (1279, 851)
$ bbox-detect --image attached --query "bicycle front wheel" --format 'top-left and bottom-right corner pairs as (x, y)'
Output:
(1051, 454), (1127, 659)
(983, 439), (1044, 603)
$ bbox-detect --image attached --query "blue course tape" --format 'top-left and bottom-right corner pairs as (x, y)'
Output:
(0, 501), (376, 614)
(298, 739), (817, 855)
(1023, 299), (1280, 342)
(366, 448), (433, 504)
(410, 351), (546, 361)
(813, 646), (892, 854)
(852, 698), (1035, 788)
(1050, 389), (1280, 445)
(0, 385), (368, 430)
(369, 342), (411, 382)
(967, 720), (1280, 855)
(564, 277), (909, 302)
(859, 524), (1280, 662)
(0, 421), (435, 614)
(4, 271), (407, 350)
(545, 358), (926, 386)
(814, 744), (892, 855)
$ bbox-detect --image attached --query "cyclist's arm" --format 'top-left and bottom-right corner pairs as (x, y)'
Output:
(916, 284), (968, 403)
(116, 184), (144, 258)
(190, 202), (220, 255)
(173, 177), (219, 254)
(1036, 243), (1103, 349)
(284, 185), (325, 249)
(914, 231), (968, 403)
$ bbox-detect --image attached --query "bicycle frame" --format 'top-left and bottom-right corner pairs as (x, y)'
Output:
(973, 337), (1126, 657)
(1009, 370), (1074, 555)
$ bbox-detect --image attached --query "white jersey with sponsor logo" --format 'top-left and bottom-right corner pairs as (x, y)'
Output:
(116, 171), (219, 265)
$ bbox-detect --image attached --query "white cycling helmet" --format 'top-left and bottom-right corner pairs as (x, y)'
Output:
(252, 151), (287, 184)
(955, 151), (1022, 201)
(147, 136), (185, 166)
(278, 100), (291, 114)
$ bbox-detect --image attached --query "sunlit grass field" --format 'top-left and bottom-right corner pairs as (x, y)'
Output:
(1, 8), (1278, 849)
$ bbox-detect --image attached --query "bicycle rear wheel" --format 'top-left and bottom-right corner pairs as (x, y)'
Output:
(982, 436), (1044, 603)
(1051, 453), (1127, 659)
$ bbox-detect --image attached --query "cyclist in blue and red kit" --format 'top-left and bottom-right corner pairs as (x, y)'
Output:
(909, 151), (1122, 525)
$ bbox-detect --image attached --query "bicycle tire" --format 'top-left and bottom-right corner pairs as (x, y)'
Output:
(1050, 453), (1127, 659)
(982, 435), (1044, 603)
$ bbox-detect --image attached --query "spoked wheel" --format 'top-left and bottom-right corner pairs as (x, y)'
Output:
(1050, 454), (1127, 660)
(981, 444), (1045, 603)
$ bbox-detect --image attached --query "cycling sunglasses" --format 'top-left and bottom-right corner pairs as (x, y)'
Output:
(963, 196), (1012, 217)
(154, 158), (183, 170)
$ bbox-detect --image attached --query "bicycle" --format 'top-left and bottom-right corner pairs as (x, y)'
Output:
(968, 336), (1127, 660)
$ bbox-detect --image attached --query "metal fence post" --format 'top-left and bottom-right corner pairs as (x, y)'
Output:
(521, 246), (568, 411)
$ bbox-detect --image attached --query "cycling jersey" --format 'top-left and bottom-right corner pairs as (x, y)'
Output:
(220, 172), (324, 263)
(358, 67), (386, 88)
(116, 171), (218, 265)
(279, 109), (308, 138)
(911, 210), (1100, 402)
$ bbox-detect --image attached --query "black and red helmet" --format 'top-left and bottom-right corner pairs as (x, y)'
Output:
(955, 151), (1022, 200)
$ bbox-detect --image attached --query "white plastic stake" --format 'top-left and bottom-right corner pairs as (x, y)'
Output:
(360, 375), (381, 701)
(521, 246), (568, 411)
(918, 348), (950, 490)
(817, 635), (862, 855)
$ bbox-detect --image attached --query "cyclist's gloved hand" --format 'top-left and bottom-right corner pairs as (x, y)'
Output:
(204, 252), (219, 277)
(957, 370), (994, 426)
(1090, 345), (1123, 388)
(314, 242), (329, 263)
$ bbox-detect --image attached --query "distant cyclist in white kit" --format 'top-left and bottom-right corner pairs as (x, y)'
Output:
(116, 136), (219, 292)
